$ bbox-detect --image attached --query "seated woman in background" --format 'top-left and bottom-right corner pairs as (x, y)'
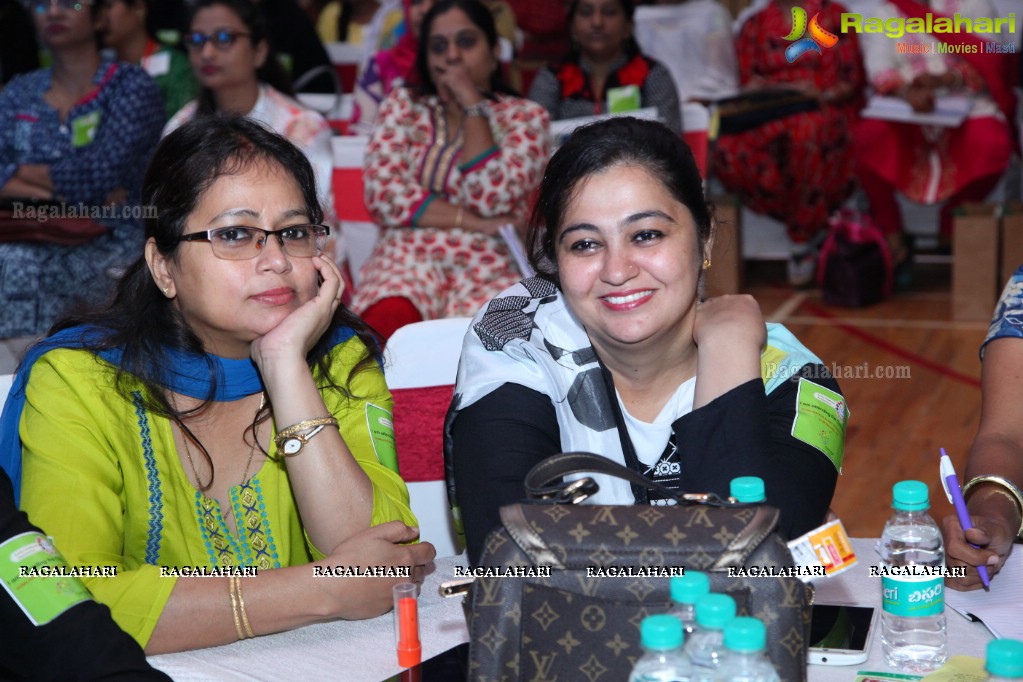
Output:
(0, 0), (163, 338)
(713, 0), (864, 287)
(165, 0), (335, 225)
(353, 0), (549, 340)
(99, 0), (198, 119)
(350, 0), (435, 134)
(527, 0), (681, 133)
(5, 116), (433, 652)
(446, 117), (846, 564)
(853, 0), (1013, 279)
(942, 266), (1023, 590)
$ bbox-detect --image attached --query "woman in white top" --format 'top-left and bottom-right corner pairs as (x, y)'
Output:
(165, 0), (335, 225)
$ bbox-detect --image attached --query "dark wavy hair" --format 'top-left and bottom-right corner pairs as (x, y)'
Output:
(46, 115), (381, 489)
(189, 0), (295, 115)
(414, 0), (517, 98)
(527, 116), (713, 283)
(566, 0), (640, 63)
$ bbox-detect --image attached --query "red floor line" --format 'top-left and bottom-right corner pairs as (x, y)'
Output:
(798, 300), (982, 389)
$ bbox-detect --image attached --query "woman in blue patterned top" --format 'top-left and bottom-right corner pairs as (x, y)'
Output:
(0, 0), (164, 338)
(942, 265), (1023, 591)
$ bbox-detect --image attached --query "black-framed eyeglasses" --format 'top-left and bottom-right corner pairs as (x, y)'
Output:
(182, 30), (250, 51)
(179, 225), (330, 260)
(24, 0), (92, 12)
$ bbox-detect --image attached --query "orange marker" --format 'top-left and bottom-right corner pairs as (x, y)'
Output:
(394, 583), (421, 668)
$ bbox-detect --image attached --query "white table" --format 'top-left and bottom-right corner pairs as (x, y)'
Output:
(809, 537), (992, 681)
(148, 555), (471, 681)
(148, 539), (993, 681)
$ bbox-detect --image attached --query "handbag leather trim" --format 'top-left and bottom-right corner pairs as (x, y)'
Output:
(712, 505), (781, 570)
(498, 504), (565, 569)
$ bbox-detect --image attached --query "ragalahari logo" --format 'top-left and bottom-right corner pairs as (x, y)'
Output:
(783, 7), (840, 62)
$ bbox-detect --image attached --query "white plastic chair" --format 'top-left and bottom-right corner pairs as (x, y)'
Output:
(384, 318), (472, 558)
(331, 135), (379, 285)
(0, 374), (12, 406)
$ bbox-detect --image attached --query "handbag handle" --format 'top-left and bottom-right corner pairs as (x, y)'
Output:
(523, 451), (746, 507)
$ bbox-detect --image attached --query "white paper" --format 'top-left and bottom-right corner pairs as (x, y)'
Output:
(945, 546), (1023, 640)
(861, 94), (973, 128)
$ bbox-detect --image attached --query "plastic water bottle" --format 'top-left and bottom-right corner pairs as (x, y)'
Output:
(730, 476), (765, 503)
(670, 571), (710, 637)
(879, 480), (947, 672)
(718, 617), (780, 682)
(629, 614), (692, 682)
(987, 639), (1023, 681)
(685, 593), (736, 681)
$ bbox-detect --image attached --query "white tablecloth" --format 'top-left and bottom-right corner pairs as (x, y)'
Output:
(148, 538), (993, 681)
(148, 555), (471, 681)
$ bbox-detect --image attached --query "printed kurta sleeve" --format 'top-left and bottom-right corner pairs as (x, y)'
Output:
(0, 77), (22, 188)
(455, 99), (550, 217)
(672, 369), (843, 539)
(19, 352), (177, 648)
(643, 62), (682, 133)
(324, 338), (418, 529)
(49, 65), (164, 205)
(363, 89), (431, 228)
(526, 67), (563, 120)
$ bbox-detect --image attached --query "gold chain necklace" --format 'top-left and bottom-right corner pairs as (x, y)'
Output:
(179, 393), (267, 490)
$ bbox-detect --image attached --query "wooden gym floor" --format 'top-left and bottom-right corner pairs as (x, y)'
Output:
(747, 262), (988, 538)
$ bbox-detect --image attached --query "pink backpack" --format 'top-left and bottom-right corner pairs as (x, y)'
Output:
(816, 209), (893, 307)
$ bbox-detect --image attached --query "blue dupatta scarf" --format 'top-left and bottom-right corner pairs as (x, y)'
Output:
(0, 324), (356, 506)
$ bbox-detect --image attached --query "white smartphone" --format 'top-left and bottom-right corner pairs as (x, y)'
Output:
(807, 604), (877, 666)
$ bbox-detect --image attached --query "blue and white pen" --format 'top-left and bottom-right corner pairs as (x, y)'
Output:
(939, 448), (990, 589)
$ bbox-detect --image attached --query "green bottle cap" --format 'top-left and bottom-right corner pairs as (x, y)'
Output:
(640, 614), (684, 651)
(730, 476), (766, 503)
(670, 571), (710, 605)
(892, 480), (930, 511)
(988, 639), (1023, 678)
(694, 593), (736, 630)
(723, 616), (767, 653)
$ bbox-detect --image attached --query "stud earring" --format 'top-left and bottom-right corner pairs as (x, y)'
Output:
(703, 258), (712, 269)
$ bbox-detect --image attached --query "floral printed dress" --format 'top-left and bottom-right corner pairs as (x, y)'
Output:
(713, 0), (865, 244)
(352, 88), (550, 320)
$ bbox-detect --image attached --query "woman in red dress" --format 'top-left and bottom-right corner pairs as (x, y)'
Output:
(714, 0), (865, 286)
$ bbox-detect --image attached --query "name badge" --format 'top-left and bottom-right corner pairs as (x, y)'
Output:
(0, 532), (92, 626)
(606, 85), (641, 114)
(71, 111), (101, 148)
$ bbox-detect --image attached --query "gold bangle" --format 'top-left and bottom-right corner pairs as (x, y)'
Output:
(228, 576), (245, 641)
(454, 205), (464, 230)
(236, 577), (255, 639)
(273, 417), (339, 458)
(962, 475), (1023, 540)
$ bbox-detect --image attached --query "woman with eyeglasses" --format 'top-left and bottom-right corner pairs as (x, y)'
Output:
(165, 0), (335, 228)
(352, 0), (550, 340)
(5, 115), (434, 653)
(0, 0), (164, 338)
(99, 0), (198, 119)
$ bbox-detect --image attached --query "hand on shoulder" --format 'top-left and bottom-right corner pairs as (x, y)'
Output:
(692, 294), (766, 352)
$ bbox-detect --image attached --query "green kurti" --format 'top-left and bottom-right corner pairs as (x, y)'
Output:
(20, 339), (416, 646)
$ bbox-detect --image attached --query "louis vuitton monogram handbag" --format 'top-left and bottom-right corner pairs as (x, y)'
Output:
(463, 452), (812, 682)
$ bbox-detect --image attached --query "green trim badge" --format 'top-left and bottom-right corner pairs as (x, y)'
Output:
(791, 378), (848, 471)
(0, 532), (92, 626)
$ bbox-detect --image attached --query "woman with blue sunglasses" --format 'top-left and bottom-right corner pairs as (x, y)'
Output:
(164, 0), (336, 236)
